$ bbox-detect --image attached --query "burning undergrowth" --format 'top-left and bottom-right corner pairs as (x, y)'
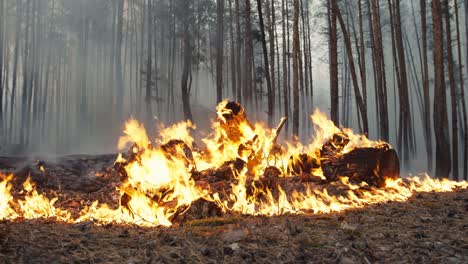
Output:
(0, 101), (467, 227)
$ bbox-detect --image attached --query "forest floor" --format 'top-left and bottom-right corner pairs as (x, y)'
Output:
(0, 155), (467, 263)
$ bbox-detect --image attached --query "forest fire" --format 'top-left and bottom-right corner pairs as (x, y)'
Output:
(0, 101), (467, 227)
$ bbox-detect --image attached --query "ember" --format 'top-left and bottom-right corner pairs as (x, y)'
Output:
(0, 101), (467, 226)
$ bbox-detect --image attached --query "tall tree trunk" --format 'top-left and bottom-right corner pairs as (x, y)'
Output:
(328, 0), (339, 125)
(393, 0), (413, 165)
(21, 0), (31, 147)
(0, 0), (4, 129)
(109, 2), (116, 114)
(286, 0), (291, 134)
(275, 17), (282, 114)
(387, 0), (401, 151)
(365, 0), (380, 134)
(116, 0), (125, 119)
(235, 0), (242, 103)
(358, 0), (367, 108)
(268, 0), (276, 119)
(216, 0), (225, 103)
(31, 0), (41, 145)
(465, 0), (468, 81)
(370, 0), (388, 141)
(256, 0), (273, 125)
(300, 0), (308, 99)
(333, 0), (368, 134)
(10, 0), (21, 141)
(292, 0), (300, 137)
(282, 0), (289, 133)
(432, 0), (451, 178)
(169, 16), (176, 108)
(181, 1), (193, 121)
(229, 0), (237, 99)
(444, 0), (458, 180)
(146, 0), (153, 118)
(420, 0), (433, 174)
(345, 3), (361, 130)
(244, 0), (254, 104)
(378, 1), (390, 138)
(455, 0), (468, 180)
(152, 3), (160, 114)
(305, 0), (313, 106)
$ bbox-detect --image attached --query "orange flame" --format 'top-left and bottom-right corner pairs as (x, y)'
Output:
(0, 101), (466, 226)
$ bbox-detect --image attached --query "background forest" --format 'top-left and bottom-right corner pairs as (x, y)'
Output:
(0, 0), (467, 180)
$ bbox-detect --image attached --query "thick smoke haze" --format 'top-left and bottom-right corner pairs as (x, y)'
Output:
(0, 0), (467, 179)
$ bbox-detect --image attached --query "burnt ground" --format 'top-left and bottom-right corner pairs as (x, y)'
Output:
(0, 155), (467, 263)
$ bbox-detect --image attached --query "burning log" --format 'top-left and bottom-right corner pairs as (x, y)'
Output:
(320, 134), (400, 187)
(321, 147), (399, 187)
(320, 132), (350, 158)
(216, 101), (253, 142)
(193, 158), (245, 183)
(271, 117), (287, 145)
(284, 132), (400, 187)
(287, 153), (321, 176)
(4, 100), (448, 231)
(111, 101), (401, 224)
(160, 139), (196, 170)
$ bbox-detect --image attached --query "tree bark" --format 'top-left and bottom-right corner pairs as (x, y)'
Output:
(370, 0), (388, 141)
(328, 0), (339, 125)
(420, 0), (433, 174)
(444, 0), (458, 180)
(432, 0), (451, 178)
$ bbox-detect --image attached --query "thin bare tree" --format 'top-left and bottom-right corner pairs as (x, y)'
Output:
(455, 0), (468, 179)
(328, 0), (339, 125)
(216, 0), (225, 102)
(292, 0), (300, 137)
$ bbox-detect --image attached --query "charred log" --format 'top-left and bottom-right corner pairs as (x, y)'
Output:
(321, 147), (400, 187)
